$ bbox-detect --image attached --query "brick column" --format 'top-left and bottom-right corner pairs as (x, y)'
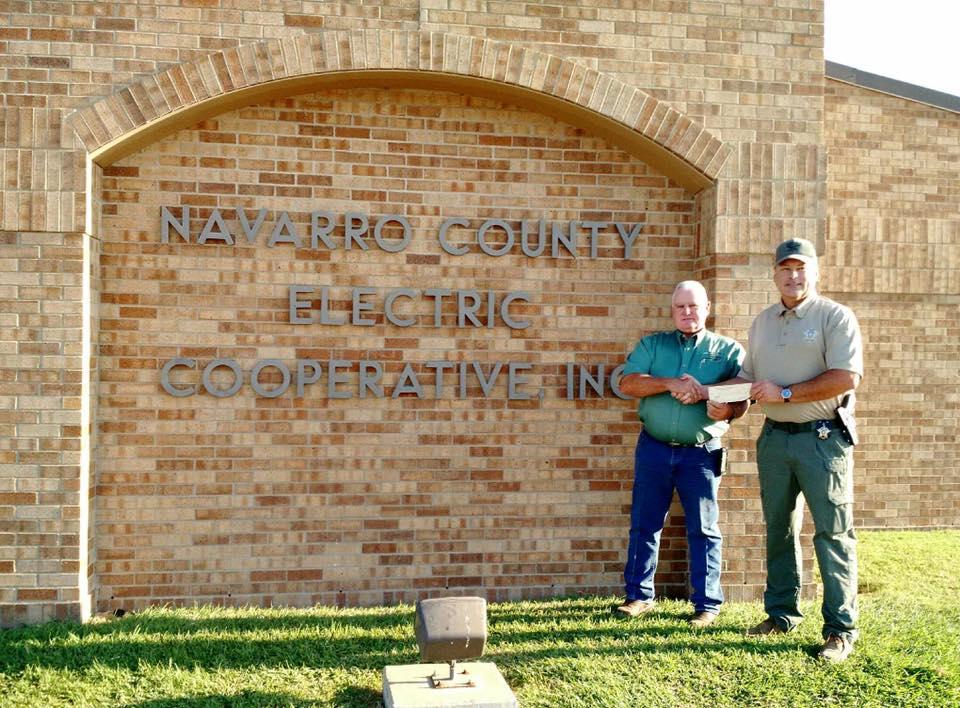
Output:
(0, 109), (92, 627)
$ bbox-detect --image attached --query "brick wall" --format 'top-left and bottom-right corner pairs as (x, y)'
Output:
(93, 86), (696, 609)
(1, 1), (957, 624)
(0, 230), (85, 626)
(824, 78), (960, 529)
(2, 1), (824, 132)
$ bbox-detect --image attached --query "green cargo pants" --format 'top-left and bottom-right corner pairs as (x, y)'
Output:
(756, 420), (858, 643)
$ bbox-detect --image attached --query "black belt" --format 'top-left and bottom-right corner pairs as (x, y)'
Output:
(644, 431), (716, 448)
(765, 419), (833, 434)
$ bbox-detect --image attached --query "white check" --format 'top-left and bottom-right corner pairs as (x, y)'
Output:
(707, 383), (752, 403)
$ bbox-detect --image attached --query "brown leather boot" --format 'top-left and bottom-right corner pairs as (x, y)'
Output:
(613, 599), (656, 617)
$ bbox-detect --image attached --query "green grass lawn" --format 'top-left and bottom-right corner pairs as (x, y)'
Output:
(2, 530), (958, 707)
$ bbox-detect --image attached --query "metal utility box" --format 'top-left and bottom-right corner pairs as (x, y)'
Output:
(414, 597), (487, 663)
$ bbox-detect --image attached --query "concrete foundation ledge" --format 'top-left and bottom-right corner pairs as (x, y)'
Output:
(0, 602), (86, 629)
(383, 662), (518, 708)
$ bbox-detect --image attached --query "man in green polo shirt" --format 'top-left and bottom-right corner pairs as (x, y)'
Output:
(736, 237), (863, 663)
(615, 281), (745, 628)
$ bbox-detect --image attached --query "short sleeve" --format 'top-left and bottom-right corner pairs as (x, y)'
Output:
(729, 341), (746, 379)
(622, 335), (656, 376)
(825, 305), (864, 376)
(737, 320), (757, 382)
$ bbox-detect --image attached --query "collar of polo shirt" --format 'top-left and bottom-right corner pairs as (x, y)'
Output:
(777, 293), (818, 318)
(675, 328), (706, 345)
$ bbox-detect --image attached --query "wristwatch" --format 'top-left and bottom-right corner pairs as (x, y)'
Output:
(780, 387), (793, 403)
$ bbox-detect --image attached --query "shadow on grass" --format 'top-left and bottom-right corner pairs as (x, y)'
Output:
(124, 687), (381, 708)
(123, 690), (330, 707)
(82, 608), (413, 639)
(330, 686), (382, 708)
(0, 607), (806, 677)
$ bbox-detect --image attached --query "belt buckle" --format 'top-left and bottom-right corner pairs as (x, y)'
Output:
(816, 422), (831, 440)
(667, 441), (682, 447)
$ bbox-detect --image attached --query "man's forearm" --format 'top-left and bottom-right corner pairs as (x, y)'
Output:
(751, 369), (860, 404)
(618, 373), (675, 399)
(786, 369), (860, 403)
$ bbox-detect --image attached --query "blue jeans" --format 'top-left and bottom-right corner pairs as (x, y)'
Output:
(623, 430), (724, 614)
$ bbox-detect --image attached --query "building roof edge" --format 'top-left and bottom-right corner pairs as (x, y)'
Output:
(825, 61), (960, 114)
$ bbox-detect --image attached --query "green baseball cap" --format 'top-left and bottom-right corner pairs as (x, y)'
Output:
(775, 238), (817, 265)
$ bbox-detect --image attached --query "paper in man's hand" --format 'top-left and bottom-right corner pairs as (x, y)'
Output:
(707, 383), (752, 404)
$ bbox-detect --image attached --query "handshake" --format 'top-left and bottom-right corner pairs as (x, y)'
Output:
(669, 374), (739, 422)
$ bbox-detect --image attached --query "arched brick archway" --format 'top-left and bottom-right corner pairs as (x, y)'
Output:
(66, 30), (730, 191)
(63, 29), (732, 620)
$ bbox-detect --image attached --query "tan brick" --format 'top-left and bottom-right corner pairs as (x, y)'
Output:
(3, 4), (957, 627)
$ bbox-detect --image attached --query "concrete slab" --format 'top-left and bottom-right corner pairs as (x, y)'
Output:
(382, 662), (517, 708)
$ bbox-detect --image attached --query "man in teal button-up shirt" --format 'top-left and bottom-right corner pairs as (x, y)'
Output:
(614, 281), (746, 627)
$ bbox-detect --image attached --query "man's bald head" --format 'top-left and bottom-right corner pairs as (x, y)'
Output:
(672, 280), (710, 335)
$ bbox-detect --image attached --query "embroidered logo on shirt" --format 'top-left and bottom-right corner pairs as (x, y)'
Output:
(803, 328), (818, 342)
